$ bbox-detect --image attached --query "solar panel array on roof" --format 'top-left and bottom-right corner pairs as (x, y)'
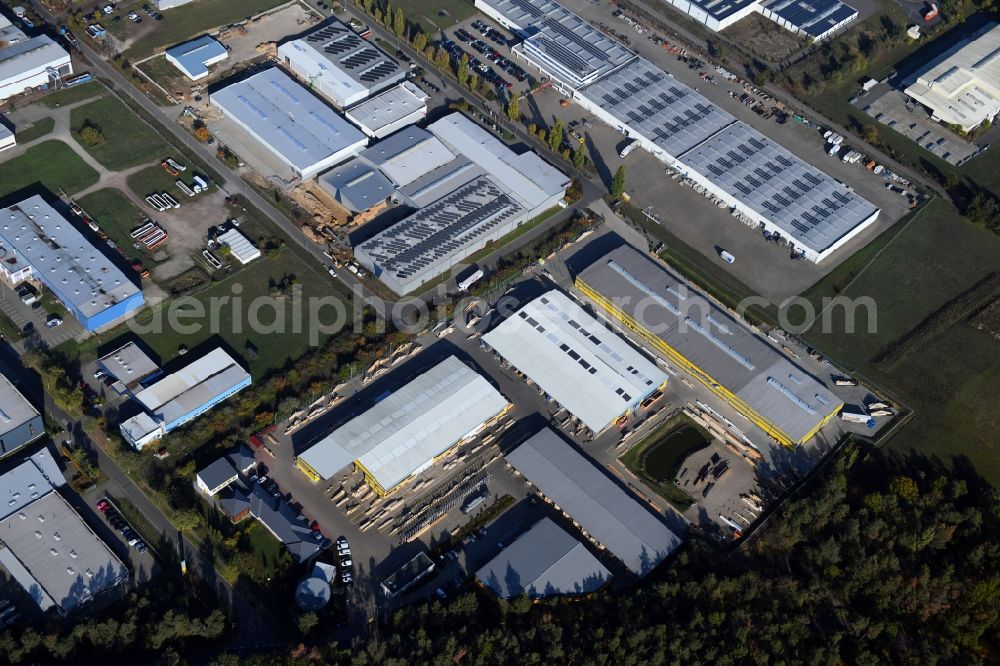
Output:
(761, 0), (858, 38)
(475, 0), (560, 29)
(355, 175), (525, 293)
(678, 122), (878, 257)
(578, 57), (736, 157)
(296, 19), (401, 86)
(514, 6), (634, 88)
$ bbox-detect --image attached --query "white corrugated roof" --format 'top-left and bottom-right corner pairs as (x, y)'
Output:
(218, 228), (261, 264)
(483, 290), (667, 432)
(134, 348), (250, 426)
(298, 356), (508, 489)
(0, 36), (69, 88)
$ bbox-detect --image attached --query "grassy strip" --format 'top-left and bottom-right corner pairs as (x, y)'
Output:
(113, 496), (164, 550)
(70, 96), (171, 170)
(14, 117), (54, 143)
(0, 311), (24, 342)
(40, 81), (103, 108)
(0, 140), (100, 199)
(77, 188), (155, 267)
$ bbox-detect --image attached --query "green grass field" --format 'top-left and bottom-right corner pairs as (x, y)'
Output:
(393, 0), (477, 32)
(125, 0), (287, 59)
(799, 198), (1000, 484)
(116, 251), (347, 377)
(14, 117), (54, 144)
(40, 81), (104, 108)
(69, 96), (170, 170)
(0, 140), (100, 199)
(76, 189), (153, 266)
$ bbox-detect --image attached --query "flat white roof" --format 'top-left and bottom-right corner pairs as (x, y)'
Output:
(483, 290), (667, 432)
(344, 81), (428, 134)
(134, 348), (250, 427)
(1, 196), (142, 319)
(97, 342), (161, 388)
(298, 356), (509, 490)
(905, 22), (1000, 131)
(218, 228), (260, 264)
(210, 67), (367, 175)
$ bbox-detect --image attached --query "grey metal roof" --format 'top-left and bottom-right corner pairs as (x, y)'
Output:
(0, 373), (42, 454)
(197, 457), (238, 494)
(678, 121), (879, 256)
(1, 196), (142, 320)
(476, 517), (611, 598)
(507, 428), (682, 576)
(98, 342), (161, 390)
(246, 484), (322, 562)
(382, 551), (435, 595)
(227, 444), (257, 474)
(317, 159), (394, 212)
(210, 67), (367, 175)
(578, 57), (737, 157)
(576, 245), (843, 443)
(355, 174), (525, 293)
(762, 0), (858, 38)
(0, 451), (127, 613)
(298, 356), (508, 489)
(483, 290), (667, 433)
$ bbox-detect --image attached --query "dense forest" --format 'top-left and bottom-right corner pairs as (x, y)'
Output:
(4, 441), (997, 664)
(266, 440), (995, 665)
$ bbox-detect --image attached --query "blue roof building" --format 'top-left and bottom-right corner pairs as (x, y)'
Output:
(165, 35), (228, 80)
(0, 196), (144, 332)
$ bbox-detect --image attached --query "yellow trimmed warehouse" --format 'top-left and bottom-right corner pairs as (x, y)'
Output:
(295, 356), (510, 496)
(575, 245), (841, 446)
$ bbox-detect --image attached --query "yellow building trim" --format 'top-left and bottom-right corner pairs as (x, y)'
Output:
(294, 457), (322, 482)
(576, 277), (837, 447)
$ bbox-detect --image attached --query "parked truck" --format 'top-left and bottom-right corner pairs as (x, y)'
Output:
(840, 406), (876, 428)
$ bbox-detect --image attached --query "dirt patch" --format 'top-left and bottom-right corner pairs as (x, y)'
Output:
(721, 13), (810, 64)
(221, 3), (321, 64)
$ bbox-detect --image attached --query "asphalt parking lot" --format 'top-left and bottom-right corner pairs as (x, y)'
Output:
(0, 284), (84, 348)
(512, 0), (914, 302)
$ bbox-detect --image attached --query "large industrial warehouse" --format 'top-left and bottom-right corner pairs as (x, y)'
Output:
(296, 356), (510, 496)
(0, 30), (73, 101)
(483, 290), (667, 433)
(119, 348), (252, 450)
(344, 81), (429, 139)
(0, 196), (144, 331)
(676, 121), (880, 262)
(475, 517), (611, 599)
(476, 0), (634, 91)
(277, 18), (405, 109)
(904, 22), (1000, 133)
(0, 373), (44, 457)
(573, 58), (880, 263)
(656, 0), (857, 38)
(209, 67), (368, 181)
(507, 427), (683, 577)
(576, 244), (842, 445)
(0, 449), (129, 613)
(353, 113), (568, 294)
